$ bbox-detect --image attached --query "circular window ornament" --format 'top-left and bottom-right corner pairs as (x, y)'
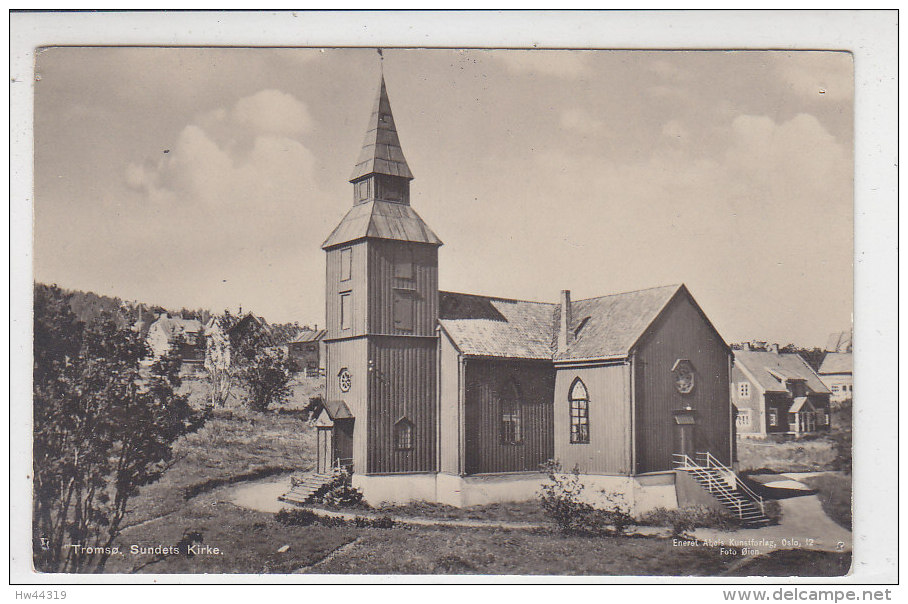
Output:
(338, 368), (352, 393)
(671, 359), (695, 395)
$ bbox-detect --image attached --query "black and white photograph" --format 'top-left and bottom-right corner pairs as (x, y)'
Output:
(9, 9), (898, 589)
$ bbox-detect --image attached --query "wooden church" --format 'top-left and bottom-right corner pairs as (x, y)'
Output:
(308, 75), (740, 514)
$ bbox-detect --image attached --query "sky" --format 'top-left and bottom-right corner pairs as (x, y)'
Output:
(33, 48), (853, 348)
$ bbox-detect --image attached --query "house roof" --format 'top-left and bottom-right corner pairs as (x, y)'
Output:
(734, 350), (830, 394)
(290, 328), (327, 344)
(438, 291), (556, 360)
(350, 75), (414, 182)
(149, 316), (202, 337)
(789, 396), (814, 413)
(437, 284), (696, 362)
(818, 352), (852, 375)
(825, 330), (852, 353)
(555, 284), (683, 360)
(321, 200), (442, 249)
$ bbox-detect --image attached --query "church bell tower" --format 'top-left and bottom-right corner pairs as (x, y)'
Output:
(321, 75), (442, 480)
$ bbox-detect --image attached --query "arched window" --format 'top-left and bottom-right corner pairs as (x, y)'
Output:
(569, 378), (590, 444)
(499, 380), (522, 445)
(395, 417), (414, 450)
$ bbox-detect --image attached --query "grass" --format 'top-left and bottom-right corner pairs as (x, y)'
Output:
(373, 500), (549, 524)
(800, 473), (852, 530)
(123, 408), (315, 527)
(737, 436), (838, 473)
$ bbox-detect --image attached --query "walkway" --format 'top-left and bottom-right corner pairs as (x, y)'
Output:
(226, 474), (851, 552)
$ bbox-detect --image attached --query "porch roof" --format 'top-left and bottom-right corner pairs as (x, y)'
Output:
(323, 399), (354, 420)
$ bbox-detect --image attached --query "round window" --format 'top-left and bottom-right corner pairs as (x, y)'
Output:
(338, 368), (352, 393)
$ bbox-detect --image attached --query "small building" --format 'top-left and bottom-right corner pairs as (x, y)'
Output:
(732, 350), (832, 436)
(818, 352), (853, 403)
(287, 328), (327, 376)
(145, 315), (205, 372)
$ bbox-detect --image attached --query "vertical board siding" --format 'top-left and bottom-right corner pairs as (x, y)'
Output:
(635, 294), (732, 473)
(367, 337), (437, 474)
(367, 240), (438, 336)
(324, 338), (369, 473)
(553, 364), (631, 474)
(463, 360), (554, 475)
(438, 332), (462, 474)
(325, 242), (368, 340)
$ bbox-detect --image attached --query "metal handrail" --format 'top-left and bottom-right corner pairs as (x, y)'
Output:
(697, 451), (765, 515)
(672, 454), (743, 516)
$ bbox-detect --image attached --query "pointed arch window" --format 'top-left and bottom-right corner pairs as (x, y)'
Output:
(395, 417), (414, 451)
(500, 380), (522, 445)
(569, 378), (590, 444)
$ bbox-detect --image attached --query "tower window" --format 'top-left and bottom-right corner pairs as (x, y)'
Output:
(340, 248), (352, 281)
(569, 378), (590, 444)
(355, 179), (370, 202)
(393, 291), (413, 331)
(395, 418), (414, 450)
(340, 293), (352, 330)
(394, 246), (414, 280)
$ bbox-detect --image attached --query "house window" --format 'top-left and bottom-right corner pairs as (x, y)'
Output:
(569, 378), (590, 444)
(394, 246), (414, 279)
(768, 408), (779, 427)
(831, 384), (840, 393)
(500, 381), (522, 445)
(738, 382), (750, 399)
(395, 418), (413, 450)
(393, 291), (413, 331)
(340, 293), (351, 330)
(736, 408), (751, 427)
(340, 248), (352, 281)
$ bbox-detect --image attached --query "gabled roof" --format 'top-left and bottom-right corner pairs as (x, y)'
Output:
(149, 316), (203, 337)
(290, 328), (327, 344)
(323, 399), (354, 420)
(825, 330), (852, 353)
(734, 350), (830, 395)
(437, 284), (704, 362)
(818, 352), (852, 375)
(555, 284), (683, 360)
(438, 291), (556, 360)
(321, 199), (442, 249)
(789, 397), (814, 413)
(350, 75), (414, 182)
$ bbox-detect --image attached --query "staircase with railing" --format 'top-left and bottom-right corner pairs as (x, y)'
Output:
(673, 452), (771, 528)
(278, 460), (350, 506)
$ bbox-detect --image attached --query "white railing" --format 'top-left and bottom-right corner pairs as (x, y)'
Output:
(697, 451), (765, 515)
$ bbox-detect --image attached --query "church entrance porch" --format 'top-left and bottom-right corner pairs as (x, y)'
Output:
(314, 400), (355, 474)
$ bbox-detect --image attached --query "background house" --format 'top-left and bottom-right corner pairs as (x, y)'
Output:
(818, 352), (853, 403)
(287, 327), (327, 376)
(732, 350), (832, 436)
(145, 314), (206, 373)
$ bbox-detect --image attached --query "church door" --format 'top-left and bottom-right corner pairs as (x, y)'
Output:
(672, 408), (698, 462)
(332, 419), (354, 471)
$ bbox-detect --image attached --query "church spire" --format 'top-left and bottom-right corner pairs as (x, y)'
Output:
(350, 75), (414, 184)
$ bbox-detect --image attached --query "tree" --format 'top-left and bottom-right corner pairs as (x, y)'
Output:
(235, 347), (295, 412)
(33, 284), (205, 573)
(203, 314), (235, 408)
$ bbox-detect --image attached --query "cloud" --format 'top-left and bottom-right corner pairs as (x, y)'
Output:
(231, 89), (313, 136)
(493, 50), (592, 79)
(560, 108), (605, 134)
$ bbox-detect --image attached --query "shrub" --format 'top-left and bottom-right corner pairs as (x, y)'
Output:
(275, 508), (319, 526)
(354, 515), (395, 529)
(312, 467), (366, 508)
(538, 460), (596, 534)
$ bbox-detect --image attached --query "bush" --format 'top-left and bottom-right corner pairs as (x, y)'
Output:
(354, 515), (395, 529)
(538, 461), (596, 534)
(538, 460), (632, 536)
(312, 468), (366, 508)
(275, 508), (319, 526)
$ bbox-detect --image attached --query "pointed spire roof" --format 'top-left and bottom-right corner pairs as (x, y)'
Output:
(350, 76), (414, 182)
